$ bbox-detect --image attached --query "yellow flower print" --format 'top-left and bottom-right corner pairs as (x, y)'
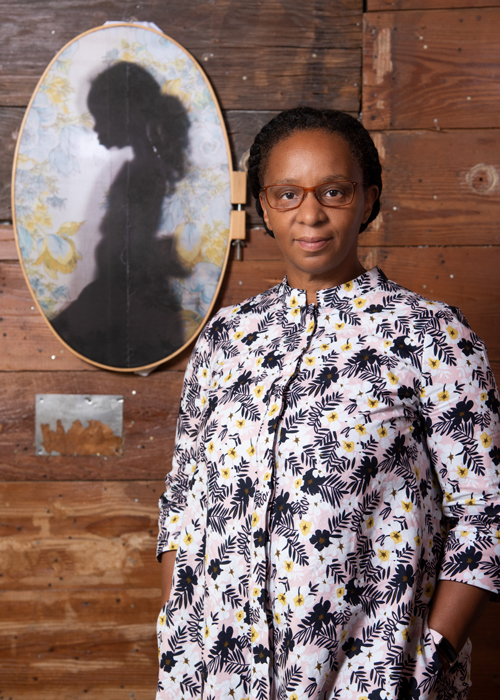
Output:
(420, 387), (426, 397)
(254, 385), (264, 399)
(494, 530), (500, 544)
(414, 535), (421, 546)
(277, 592), (286, 605)
(307, 320), (315, 333)
(390, 531), (403, 544)
(224, 372), (233, 383)
(236, 418), (245, 428)
(294, 477), (303, 489)
(320, 343), (330, 351)
(354, 298), (367, 308)
(378, 426), (388, 438)
(480, 432), (492, 448)
(416, 643), (423, 656)
(269, 403), (279, 417)
(252, 587), (260, 597)
(290, 694), (299, 700)
(340, 629), (348, 643)
(387, 371), (399, 385)
(167, 542), (178, 551)
(401, 500), (413, 513)
(384, 340), (392, 348)
(299, 520), (312, 535)
(290, 295), (298, 308)
(465, 496), (476, 506)
(201, 395), (207, 407)
(236, 610), (244, 622)
(252, 512), (260, 527)
(293, 593), (305, 606)
(343, 281), (353, 291)
(227, 447), (237, 460)
(184, 532), (194, 545)
(402, 628), (410, 641)
(367, 516), (374, 529)
(284, 560), (294, 572)
(446, 326), (458, 340)
(207, 441), (215, 454)
(305, 356), (316, 366)
(256, 357), (263, 367)
(233, 331), (244, 340)
(343, 440), (355, 452)
(480, 392), (488, 402)
(378, 549), (390, 562)
(335, 322), (345, 330)
(274, 612), (281, 624)
(414, 466), (420, 480)
(367, 397), (379, 408)
(221, 467), (230, 479)
(437, 390), (450, 402)
(355, 424), (367, 436)
(251, 626), (259, 642)
(327, 411), (338, 422)
(170, 514), (180, 524)
(457, 466), (469, 478)
(429, 538), (433, 549)
(445, 492), (453, 502)
(33, 221), (83, 279)
(460, 531), (469, 537)
(428, 357), (440, 369)
(159, 613), (166, 626)
(201, 368), (208, 378)
(424, 582), (434, 598)
(247, 445), (256, 457)
(264, 472), (271, 481)
(341, 341), (352, 351)
(337, 586), (345, 598)
(290, 307), (300, 317)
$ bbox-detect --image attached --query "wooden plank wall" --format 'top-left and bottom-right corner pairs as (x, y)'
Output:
(363, 1), (500, 697)
(0, 0), (499, 697)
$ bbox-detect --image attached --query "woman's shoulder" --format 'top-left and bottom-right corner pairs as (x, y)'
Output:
(208, 283), (282, 326)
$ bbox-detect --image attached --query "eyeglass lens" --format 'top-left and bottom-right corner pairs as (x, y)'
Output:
(265, 181), (355, 210)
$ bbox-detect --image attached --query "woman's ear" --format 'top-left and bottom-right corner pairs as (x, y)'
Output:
(361, 185), (379, 224)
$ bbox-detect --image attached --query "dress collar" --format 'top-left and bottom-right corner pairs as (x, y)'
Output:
(277, 266), (388, 309)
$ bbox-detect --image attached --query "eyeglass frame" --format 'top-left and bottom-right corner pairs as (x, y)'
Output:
(260, 180), (361, 211)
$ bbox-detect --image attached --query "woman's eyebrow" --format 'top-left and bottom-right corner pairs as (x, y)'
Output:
(271, 174), (350, 185)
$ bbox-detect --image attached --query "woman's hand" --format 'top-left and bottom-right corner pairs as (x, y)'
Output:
(160, 549), (177, 608)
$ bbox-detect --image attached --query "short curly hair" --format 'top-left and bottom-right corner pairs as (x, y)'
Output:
(247, 106), (382, 237)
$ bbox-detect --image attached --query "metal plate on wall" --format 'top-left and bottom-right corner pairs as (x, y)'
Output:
(35, 394), (123, 456)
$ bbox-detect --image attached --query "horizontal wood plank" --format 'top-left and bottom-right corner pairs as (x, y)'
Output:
(363, 8), (500, 129)
(368, 0), (500, 9)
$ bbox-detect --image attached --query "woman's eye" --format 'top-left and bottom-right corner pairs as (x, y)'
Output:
(279, 190), (300, 200)
(324, 188), (343, 198)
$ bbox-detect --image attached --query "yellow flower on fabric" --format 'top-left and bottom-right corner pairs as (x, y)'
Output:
(159, 613), (166, 626)
(378, 549), (390, 561)
(344, 281), (353, 291)
(445, 492), (453, 502)
(457, 466), (469, 478)
(320, 343), (330, 351)
(201, 395), (207, 407)
(446, 326), (458, 339)
(252, 587), (260, 597)
(247, 445), (256, 457)
(401, 500), (413, 513)
(233, 331), (244, 340)
(384, 340), (392, 348)
(424, 582), (434, 598)
(254, 386), (264, 399)
(429, 539), (433, 549)
(236, 418), (245, 428)
(460, 531), (469, 537)
(402, 628), (410, 641)
(354, 298), (366, 308)
(337, 586), (345, 598)
(480, 432), (492, 448)
(294, 477), (303, 489)
(277, 593), (286, 605)
(390, 531), (403, 544)
(290, 295), (298, 308)
(327, 411), (338, 423)
(294, 593), (305, 607)
(251, 626), (259, 642)
(290, 307), (300, 317)
(289, 694), (298, 700)
(236, 610), (244, 622)
(387, 371), (399, 385)
(256, 357), (263, 367)
(224, 372), (232, 383)
(252, 512), (260, 527)
(284, 560), (294, 572)
(414, 535), (421, 546)
(494, 530), (500, 544)
(170, 514), (180, 524)
(341, 341), (352, 351)
(480, 392), (488, 402)
(378, 426), (388, 438)
(264, 472), (271, 481)
(201, 368), (208, 378)
(428, 358), (440, 369)
(184, 533), (193, 545)
(340, 630), (348, 643)
(416, 643), (423, 656)
(167, 542), (178, 551)
(367, 516), (374, 529)
(221, 467), (230, 479)
(343, 440), (355, 452)
(307, 320), (315, 333)
(227, 447), (237, 460)
(420, 388), (426, 397)
(305, 356), (316, 366)
(269, 403), (279, 417)
(437, 390), (450, 402)
(33, 220), (83, 279)
(355, 424), (367, 436)
(465, 496), (476, 506)
(335, 322), (345, 330)
(299, 520), (312, 535)
(207, 441), (215, 454)
(367, 397), (379, 408)
(274, 612), (281, 624)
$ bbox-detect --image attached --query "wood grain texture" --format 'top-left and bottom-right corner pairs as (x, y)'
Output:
(368, 0), (500, 9)
(363, 8), (500, 129)
(0, 0), (362, 109)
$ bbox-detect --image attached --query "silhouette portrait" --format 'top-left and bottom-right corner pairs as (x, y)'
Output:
(50, 62), (190, 368)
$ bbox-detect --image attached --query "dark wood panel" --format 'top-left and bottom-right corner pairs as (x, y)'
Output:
(365, 130), (500, 245)
(0, 481), (163, 589)
(368, 0), (500, 8)
(363, 9), (500, 129)
(0, 108), (23, 218)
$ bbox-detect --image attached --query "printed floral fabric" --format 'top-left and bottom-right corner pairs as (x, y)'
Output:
(157, 267), (500, 700)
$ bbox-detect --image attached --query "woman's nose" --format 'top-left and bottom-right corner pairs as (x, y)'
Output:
(295, 191), (328, 225)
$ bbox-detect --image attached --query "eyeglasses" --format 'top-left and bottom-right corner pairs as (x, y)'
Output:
(261, 180), (359, 211)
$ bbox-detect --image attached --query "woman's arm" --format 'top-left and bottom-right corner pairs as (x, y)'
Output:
(160, 550), (177, 608)
(428, 579), (490, 654)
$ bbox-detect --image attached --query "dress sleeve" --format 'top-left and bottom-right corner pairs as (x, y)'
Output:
(420, 307), (500, 597)
(156, 323), (213, 561)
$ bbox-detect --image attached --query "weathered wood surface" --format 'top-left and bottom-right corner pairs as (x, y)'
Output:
(0, 1), (362, 109)
(368, 0), (500, 9)
(363, 9), (500, 129)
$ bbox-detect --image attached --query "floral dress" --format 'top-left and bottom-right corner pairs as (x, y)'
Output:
(157, 267), (500, 700)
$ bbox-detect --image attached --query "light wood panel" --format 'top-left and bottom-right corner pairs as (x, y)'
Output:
(363, 8), (500, 129)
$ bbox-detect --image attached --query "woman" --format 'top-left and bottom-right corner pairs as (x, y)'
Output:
(156, 107), (500, 700)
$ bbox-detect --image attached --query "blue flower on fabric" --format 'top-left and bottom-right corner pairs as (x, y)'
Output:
(253, 644), (270, 664)
(453, 546), (482, 572)
(160, 650), (178, 672)
(342, 636), (364, 659)
(309, 529), (333, 551)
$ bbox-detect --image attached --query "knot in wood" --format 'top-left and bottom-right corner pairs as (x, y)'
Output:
(466, 163), (498, 195)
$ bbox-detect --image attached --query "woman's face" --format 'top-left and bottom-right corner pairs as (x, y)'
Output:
(259, 129), (378, 293)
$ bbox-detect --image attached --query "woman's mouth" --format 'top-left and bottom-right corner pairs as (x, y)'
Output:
(295, 237), (331, 251)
